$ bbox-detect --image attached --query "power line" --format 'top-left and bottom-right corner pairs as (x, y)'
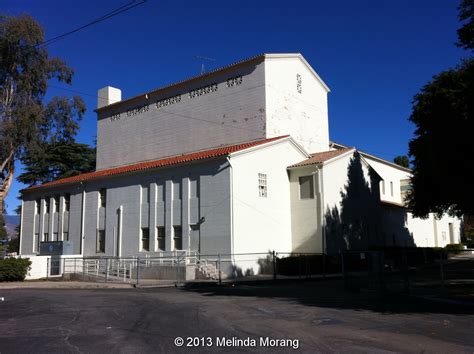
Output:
(38, 0), (147, 48)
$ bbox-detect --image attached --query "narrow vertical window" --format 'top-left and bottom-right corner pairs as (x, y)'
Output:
(390, 181), (394, 196)
(299, 176), (314, 199)
(381, 180), (385, 195)
(53, 196), (59, 213)
(64, 194), (70, 212)
(45, 199), (50, 214)
(99, 189), (106, 208)
(43, 232), (49, 242)
(157, 226), (166, 251)
(35, 200), (41, 214)
(400, 179), (412, 200)
(173, 226), (182, 250)
(258, 173), (267, 198)
(141, 227), (150, 251)
(62, 231), (69, 241)
(97, 230), (105, 253)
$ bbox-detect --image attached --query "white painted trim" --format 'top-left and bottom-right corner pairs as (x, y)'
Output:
(138, 185), (142, 252)
(19, 200), (24, 254)
(118, 205), (123, 257)
(287, 148), (356, 170)
(321, 149), (356, 167)
(358, 154), (383, 180)
(318, 166), (326, 254)
(227, 157), (235, 261)
(330, 141), (412, 173)
(59, 195), (64, 241)
(360, 151), (412, 173)
(80, 189), (86, 255)
(230, 136), (309, 159)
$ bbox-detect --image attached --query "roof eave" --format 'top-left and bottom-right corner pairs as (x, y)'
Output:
(22, 155), (228, 194)
(94, 54), (266, 113)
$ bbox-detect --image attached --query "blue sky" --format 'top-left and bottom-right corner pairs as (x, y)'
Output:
(3, 0), (467, 214)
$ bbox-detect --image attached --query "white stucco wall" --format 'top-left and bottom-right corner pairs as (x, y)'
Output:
(265, 55), (330, 153)
(361, 155), (411, 205)
(17, 255), (80, 280)
(289, 166), (321, 253)
(229, 139), (307, 273)
(432, 214), (462, 247)
(289, 149), (462, 253)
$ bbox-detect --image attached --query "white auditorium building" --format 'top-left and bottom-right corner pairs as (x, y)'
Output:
(19, 53), (461, 272)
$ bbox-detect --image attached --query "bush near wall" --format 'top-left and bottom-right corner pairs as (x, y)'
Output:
(0, 258), (32, 282)
(276, 254), (342, 276)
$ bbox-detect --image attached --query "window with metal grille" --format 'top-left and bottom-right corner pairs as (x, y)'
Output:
(141, 227), (150, 251)
(99, 189), (106, 208)
(53, 196), (59, 213)
(258, 173), (267, 198)
(157, 226), (166, 251)
(97, 230), (105, 253)
(64, 194), (70, 212)
(173, 226), (182, 250)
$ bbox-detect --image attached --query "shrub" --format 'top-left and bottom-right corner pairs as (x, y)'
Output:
(0, 258), (32, 282)
(277, 254), (341, 276)
(445, 243), (464, 250)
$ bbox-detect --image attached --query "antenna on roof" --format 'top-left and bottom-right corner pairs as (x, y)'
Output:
(194, 55), (216, 75)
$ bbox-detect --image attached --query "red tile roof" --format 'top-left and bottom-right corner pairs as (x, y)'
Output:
(25, 136), (289, 192)
(288, 148), (354, 168)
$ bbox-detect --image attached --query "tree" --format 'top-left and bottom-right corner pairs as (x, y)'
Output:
(457, 0), (474, 51)
(7, 229), (19, 253)
(17, 142), (95, 186)
(0, 14), (85, 213)
(407, 1), (474, 218)
(393, 155), (409, 168)
(0, 214), (6, 240)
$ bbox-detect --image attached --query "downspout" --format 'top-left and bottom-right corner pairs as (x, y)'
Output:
(118, 205), (123, 257)
(317, 165), (326, 254)
(226, 157), (235, 264)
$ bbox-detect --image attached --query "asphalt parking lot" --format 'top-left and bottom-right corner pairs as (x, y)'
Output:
(0, 280), (473, 353)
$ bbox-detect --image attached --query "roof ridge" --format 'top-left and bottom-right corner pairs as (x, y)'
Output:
(289, 147), (354, 168)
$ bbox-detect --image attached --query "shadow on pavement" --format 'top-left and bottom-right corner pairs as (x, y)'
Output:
(181, 278), (474, 315)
